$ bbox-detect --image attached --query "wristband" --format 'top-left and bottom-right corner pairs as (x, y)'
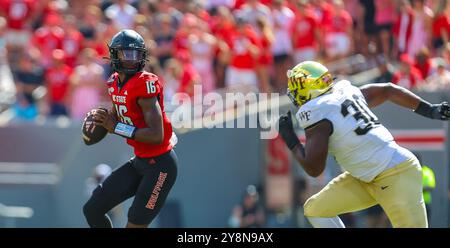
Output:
(414, 101), (437, 119)
(279, 128), (300, 150)
(114, 122), (137, 139)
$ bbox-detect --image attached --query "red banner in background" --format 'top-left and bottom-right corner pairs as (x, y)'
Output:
(265, 136), (293, 210)
(267, 136), (290, 175)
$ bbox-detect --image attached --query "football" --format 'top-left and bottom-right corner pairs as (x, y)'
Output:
(82, 108), (108, 146)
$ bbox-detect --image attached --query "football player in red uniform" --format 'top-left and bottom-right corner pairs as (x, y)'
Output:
(83, 29), (178, 228)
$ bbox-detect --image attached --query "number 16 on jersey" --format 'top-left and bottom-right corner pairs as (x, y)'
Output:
(114, 104), (134, 125)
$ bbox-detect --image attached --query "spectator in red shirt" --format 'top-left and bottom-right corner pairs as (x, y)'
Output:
(255, 15), (274, 93)
(311, 0), (333, 56)
(392, 53), (424, 90)
(291, 0), (320, 64)
(1, 0), (36, 48)
(225, 16), (261, 93)
(393, 0), (414, 58)
(45, 49), (72, 116)
(311, 0), (333, 27)
(414, 47), (433, 79)
(432, 0), (450, 51)
(175, 50), (200, 98)
(61, 15), (84, 67)
(325, 0), (353, 61)
(210, 6), (235, 88)
(32, 13), (64, 68)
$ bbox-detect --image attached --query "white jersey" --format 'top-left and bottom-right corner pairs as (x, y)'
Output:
(295, 80), (415, 182)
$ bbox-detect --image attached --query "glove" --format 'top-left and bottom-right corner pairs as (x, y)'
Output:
(415, 101), (450, 120)
(278, 111), (300, 150)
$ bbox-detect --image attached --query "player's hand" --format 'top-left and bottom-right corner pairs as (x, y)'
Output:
(437, 102), (450, 120)
(428, 102), (450, 120)
(92, 108), (117, 133)
(416, 101), (450, 120)
(278, 111), (300, 150)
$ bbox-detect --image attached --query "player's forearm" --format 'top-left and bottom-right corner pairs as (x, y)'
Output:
(291, 144), (324, 177)
(363, 83), (450, 120)
(133, 127), (164, 144)
(387, 85), (450, 120)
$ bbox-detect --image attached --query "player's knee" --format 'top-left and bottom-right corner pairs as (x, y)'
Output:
(303, 197), (317, 217)
(83, 200), (95, 220)
(83, 199), (104, 221)
(303, 196), (329, 217)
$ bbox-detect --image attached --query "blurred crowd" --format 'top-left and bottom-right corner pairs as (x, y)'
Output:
(0, 0), (449, 121)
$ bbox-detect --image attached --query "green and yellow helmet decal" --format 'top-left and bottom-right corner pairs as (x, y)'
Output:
(287, 61), (334, 107)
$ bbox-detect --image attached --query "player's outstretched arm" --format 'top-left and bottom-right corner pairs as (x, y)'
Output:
(278, 112), (331, 177)
(360, 83), (450, 120)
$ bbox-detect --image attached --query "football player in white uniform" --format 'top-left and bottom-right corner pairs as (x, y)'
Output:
(278, 61), (450, 228)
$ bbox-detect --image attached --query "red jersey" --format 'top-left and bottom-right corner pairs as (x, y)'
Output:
(291, 11), (319, 49)
(258, 35), (273, 66)
(173, 30), (190, 53)
(1, 0), (35, 30)
(45, 65), (72, 103)
(62, 30), (84, 67)
(107, 71), (173, 158)
(313, 2), (333, 29)
(178, 63), (200, 96)
(432, 14), (450, 39)
(414, 58), (432, 79)
(32, 26), (64, 66)
(230, 25), (261, 69)
(211, 19), (234, 48)
(327, 10), (352, 34)
(392, 68), (423, 89)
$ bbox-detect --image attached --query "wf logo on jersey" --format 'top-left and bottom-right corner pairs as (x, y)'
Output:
(298, 111), (311, 122)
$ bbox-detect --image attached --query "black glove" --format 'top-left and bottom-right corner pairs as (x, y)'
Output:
(415, 101), (450, 120)
(278, 111), (300, 150)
